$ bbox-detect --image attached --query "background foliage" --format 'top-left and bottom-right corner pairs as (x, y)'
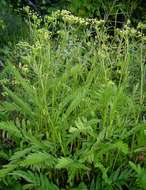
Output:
(4, 0), (146, 25)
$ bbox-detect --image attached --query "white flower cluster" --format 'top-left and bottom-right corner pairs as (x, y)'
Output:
(116, 26), (142, 38)
(137, 22), (146, 30)
(51, 10), (105, 27)
(114, 19), (144, 38)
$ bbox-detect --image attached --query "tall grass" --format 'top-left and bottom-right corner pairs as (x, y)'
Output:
(0, 10), (146, 189)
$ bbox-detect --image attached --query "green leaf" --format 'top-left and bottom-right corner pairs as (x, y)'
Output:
(4, 87), (34, 118)
(70, 182), (88, 190)
(11, 170), (59, 190)
(56, 157), (88, 170)
(20, 152), (56, 167)
(0, 164), (17, 178)
(0, 121), (22, 139)
(10, 147), (32, 162)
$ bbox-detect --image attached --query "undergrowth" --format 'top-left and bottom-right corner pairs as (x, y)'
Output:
(0, 7), (146, 190)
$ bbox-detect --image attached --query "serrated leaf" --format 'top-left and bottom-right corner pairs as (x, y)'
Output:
(20, 152), (56, 167)
(56, 157), (88, 170)
(10, 147), (32, 162)
(0, 121), (22, 139)
(0, 164), (17, 178)
(4, 87), (34, 118)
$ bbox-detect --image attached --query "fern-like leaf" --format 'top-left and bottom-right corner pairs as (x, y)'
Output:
(20, 152), (56, 168)
(0, 121), (22, 139)
(11, 170), (59, 190)
(4, 87), (34, 118)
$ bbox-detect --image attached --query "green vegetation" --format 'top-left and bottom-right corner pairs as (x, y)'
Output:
(1, 1), (146, 190)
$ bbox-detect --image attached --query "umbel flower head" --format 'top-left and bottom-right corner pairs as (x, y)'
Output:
(49, 10), (105, 27)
